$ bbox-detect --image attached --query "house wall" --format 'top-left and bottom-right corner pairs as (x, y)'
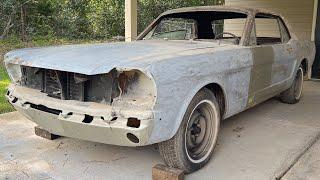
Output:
(225, 0), (315, 40)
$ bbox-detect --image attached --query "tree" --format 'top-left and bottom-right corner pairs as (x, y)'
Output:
(0, 0), (224, 40)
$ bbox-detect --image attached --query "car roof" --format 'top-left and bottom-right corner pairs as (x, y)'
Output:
(161, 6), (282, 17)
(137, 6), (292, 41)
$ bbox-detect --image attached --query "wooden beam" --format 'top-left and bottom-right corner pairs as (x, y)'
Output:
(152, 164), (184, 180)
(125, 0), (137, 42)
(35, 126), (60, 140)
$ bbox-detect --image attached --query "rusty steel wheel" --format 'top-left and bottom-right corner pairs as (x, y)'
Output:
(280, 66), (304, 104)
(294, 67), (304, 100)
(185, 100), (219, 163)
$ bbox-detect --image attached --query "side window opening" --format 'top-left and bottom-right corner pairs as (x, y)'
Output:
(255, 15), (282, 45)
(214, 18), (247, 37)
(254, 14), (291, 45)
(211, 18), (247, 45)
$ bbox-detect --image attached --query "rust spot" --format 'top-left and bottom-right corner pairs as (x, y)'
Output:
(118, 73), (128, 92)
(127, 118), (141, 128)
(118, 71), (136, 93)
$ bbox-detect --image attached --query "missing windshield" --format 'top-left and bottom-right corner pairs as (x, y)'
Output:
(142, 11), (247, 45)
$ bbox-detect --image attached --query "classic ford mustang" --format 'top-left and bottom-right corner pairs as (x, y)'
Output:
(4, 6), (315, 172)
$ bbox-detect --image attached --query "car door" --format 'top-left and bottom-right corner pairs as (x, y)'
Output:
(248, 14), (295, 106)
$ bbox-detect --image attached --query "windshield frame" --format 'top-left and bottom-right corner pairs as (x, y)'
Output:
(137, 9), (251, 46)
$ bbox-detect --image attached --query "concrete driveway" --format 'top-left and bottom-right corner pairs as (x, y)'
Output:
(1, 81), (320, 180)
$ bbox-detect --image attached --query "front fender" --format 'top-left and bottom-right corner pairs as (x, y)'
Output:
(146, 47), (252, 144)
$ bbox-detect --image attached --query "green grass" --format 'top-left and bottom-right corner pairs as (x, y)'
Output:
(0, 36), (108, 114)
(0, 66), (14, 114)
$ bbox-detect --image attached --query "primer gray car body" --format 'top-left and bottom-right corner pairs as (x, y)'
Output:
(4, 6), (316, 146)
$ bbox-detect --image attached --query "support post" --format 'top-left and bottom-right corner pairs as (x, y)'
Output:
(312, 0), (319, 41)
(312, 0), (320, 78)
(125, 0), (137, 42)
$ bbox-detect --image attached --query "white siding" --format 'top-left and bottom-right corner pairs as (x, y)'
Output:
(225, 0), (315, 40)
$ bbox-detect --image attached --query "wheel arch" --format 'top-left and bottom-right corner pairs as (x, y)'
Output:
(301, 58), (308, 75)
(174, 81), (227, 136)
(154, 81), (228, 144)
(202, 83), (227, 118)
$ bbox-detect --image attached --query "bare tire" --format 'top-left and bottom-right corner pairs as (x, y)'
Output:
(158, 88), (220, 173)
(280, 67), (304, 104)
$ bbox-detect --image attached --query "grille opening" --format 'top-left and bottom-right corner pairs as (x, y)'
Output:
(28, 103), (62, 115)
(127, 118), (140, 128)
(21, 67), (43, 90)
(127, 133), (139, 143)
(19, 68), (134, 119)
(44, 70), (61, 99)
(83, 115), (94, 124)
(20, 67), (121, 104)
(68, 73), (84, 101)
(43, 70), (85, 101)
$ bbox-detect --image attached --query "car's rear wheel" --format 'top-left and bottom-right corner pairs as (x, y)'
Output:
(158, 88), (220, 173)
(280, 66), (304, 104)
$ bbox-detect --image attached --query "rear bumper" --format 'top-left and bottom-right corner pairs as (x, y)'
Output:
(6, 84), (154, 146)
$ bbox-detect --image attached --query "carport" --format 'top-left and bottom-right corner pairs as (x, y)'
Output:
(125, 0), (320, 78)
(2, 1), (320, 180)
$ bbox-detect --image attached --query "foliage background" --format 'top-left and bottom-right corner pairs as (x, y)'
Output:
(0, 0), (223, 113)
(1, 0), (223, 40)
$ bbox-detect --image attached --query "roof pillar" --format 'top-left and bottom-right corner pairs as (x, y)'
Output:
(125, 0), (138, 42)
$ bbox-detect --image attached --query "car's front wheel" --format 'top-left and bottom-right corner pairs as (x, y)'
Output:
(280, 66), (304, 104)
(158, 88), (220, 173)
